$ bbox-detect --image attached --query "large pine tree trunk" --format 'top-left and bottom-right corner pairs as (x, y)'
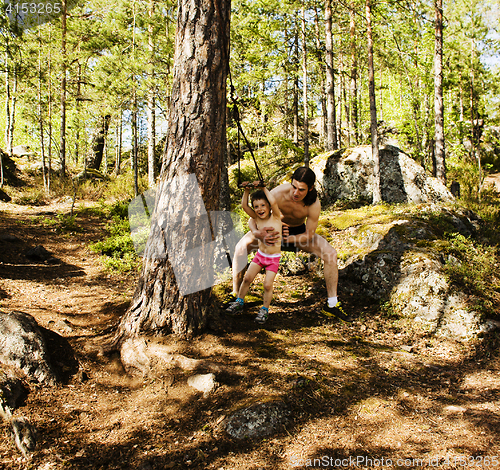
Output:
(113, 0), (230, 343)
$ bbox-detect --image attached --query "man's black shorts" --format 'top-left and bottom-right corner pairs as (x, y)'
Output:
(281, 223), (306, 252)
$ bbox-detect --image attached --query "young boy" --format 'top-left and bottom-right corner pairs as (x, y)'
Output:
(226, 182), (282, 324)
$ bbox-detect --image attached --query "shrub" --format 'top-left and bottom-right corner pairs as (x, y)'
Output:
(90, 202), (141, 273)
(444, 233), (500, 317)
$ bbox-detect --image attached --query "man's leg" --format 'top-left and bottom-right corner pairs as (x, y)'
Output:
(296, 234), (338, 298)
(232, 231), (259, 295)
(297, 234), (353, 322)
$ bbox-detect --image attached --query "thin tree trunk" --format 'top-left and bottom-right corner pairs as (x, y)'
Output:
(38, 34), (47, 191)
(349, 3), (359, 146)
(113, 0), (230, 343)
(115, 112), (123, 175)
(4, 52), (11, 154)
(75, 63), (82, 164)
(86, 114), (112, 171)
(313, 5), (327, 147)
(293, 26), (299, 145)
(147, 0), (156, 188)
(366, 0), (381, 204)
(324, 0), (338, 151)
(132, 94), (139, 197)
(8, 66), (16, 155)
(60, 0), (67, 178)
(470, 38), (482, 198)
(301, 4), (309, 166)
(47, 29), (53, 192)
(434, 0), (446, 184)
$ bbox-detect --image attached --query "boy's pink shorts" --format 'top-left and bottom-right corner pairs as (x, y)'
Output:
(251, 250), (281, 273)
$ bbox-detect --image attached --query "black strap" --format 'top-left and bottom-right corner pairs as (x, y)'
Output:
(229, 70), (265, 188)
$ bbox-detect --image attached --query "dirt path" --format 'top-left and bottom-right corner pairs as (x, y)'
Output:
(1, 201), (500, 470)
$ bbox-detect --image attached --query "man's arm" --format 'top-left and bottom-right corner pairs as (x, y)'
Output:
(285, 200), (321, 245)
(248, 218), (280, 246)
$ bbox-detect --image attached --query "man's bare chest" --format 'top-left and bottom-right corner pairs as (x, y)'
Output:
(279, 200), (309, 221)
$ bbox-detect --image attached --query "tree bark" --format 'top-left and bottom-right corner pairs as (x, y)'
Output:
(324, 0), (338, 151)
(301, 4), (309, 166)
(113, 0), (230, 342)
(86, 114), (111, 171)
(366, 0), (381, 204)
(349, 2), (359, 146)
(60, 0), (67, 178)
(115, 112), (123, 175)
(147, 0), (156, 188)
(434, 0), (446, 184)
(4, 51), (11, 155)
(293, 25), (299, 146)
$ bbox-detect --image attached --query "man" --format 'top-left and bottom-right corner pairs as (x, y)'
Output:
(228, 166), (353, 322)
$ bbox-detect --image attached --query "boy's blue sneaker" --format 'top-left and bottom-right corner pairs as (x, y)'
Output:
(226, 299), (243, 315)
(254, 307), (269, 324)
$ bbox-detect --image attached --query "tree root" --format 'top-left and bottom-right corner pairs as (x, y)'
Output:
(120, 337), (223, 377)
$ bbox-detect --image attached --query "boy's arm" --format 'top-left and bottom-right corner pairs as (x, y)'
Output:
(263, 187), (281, 218)
(241, 187), (257, 219)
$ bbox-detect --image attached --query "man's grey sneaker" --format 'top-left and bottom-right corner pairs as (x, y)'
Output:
(254, 307), (269, 324)
(226, 301), (243, 315)
(321, 301), (354, 322)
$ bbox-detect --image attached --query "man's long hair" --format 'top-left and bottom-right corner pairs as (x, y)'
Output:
(292, 167), (318, 206)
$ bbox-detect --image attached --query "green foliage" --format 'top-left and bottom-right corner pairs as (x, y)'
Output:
(89, 201), (141, 273)
(13, 188), (46, 206)
(443, 233), (500, 317)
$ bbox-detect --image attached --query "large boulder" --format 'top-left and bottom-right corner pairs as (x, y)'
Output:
(311, 145), (453, 204)
(0, 311), (58, 386)
(338, 205), (490, 340)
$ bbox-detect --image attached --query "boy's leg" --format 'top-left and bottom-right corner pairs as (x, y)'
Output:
(232, 232), (259, 295)
(262, 269), (278, 309)
(238, 262), (263, 300)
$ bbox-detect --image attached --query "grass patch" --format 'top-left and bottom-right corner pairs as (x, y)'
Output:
(89, 200), (141, 273)
(443, 233), (500, 318)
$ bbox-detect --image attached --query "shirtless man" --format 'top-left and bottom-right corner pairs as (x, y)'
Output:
(229, 166), (353, 322)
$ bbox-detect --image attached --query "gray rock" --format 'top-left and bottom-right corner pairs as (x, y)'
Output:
(0, 233), (21, 242)
(225, 400), (289, 439)
(12, 145), (35, 158)
(0, 369), (28, 415)
(25, 245), (52, 261)
(0, 189), (11, 202)
(0, 311), (58, 385)
(11, 416), (37, 457)
(187, 373), (218, 397)
(310, 145), (453, 204)
(279, 254), (307, 276)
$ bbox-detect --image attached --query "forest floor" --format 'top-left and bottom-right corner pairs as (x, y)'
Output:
(0, 199), (500, 470)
